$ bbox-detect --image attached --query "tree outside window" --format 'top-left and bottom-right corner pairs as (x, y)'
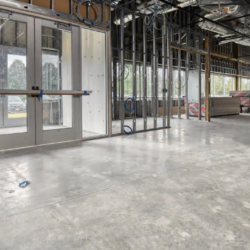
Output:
(225, 77), (234, 96)
(214, 75), (224, 96)
(173, 69), (186, 98)
(210, 74), (235, 97)
(241, 78), (250, 90)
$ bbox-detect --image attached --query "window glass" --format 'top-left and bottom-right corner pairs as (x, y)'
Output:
(147, 66), (152, 97)
(158, 67), (163, 98)
(210, 74), (235, 97)
(241, 78), (249, 90)
(0, 19), (27, 135)
(124, 63), (133, 97)
(214, 75), (224, 96)
(225, 76), (234, 96)
(173, 69), (186, 98)
(42, 27), (72, 130)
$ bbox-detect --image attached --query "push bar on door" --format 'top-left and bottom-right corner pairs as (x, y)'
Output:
(0, 90), (93, 96)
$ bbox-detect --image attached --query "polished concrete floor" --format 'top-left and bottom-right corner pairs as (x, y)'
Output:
(1, 115), (250, 249)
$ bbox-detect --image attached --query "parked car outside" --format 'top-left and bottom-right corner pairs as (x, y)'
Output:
(8, 96), (26, 113)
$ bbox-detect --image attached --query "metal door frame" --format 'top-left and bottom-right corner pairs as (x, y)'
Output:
(0, 13), (35, 151)
(34, 18), (82, 145)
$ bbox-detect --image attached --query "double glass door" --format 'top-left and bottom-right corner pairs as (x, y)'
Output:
(0, 13), (91, 150)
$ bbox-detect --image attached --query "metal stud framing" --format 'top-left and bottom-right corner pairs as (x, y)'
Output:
(167, 25), (172, 127)
(143, 17), (147, 131)
(132, 12), (136, 132)
(119, 9), (125, 133)
(186, 51), (190, 120)
(178, 30), (181, 119)
(162, 25), (167, 127)
(153, 22), (158, 128)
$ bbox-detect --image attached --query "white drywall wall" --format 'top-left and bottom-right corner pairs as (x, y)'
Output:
(81, 29), (106, 135)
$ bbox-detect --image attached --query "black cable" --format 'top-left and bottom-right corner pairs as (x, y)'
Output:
(243, 0), (250, 5)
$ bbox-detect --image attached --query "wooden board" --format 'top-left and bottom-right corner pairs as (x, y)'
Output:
(13, 1), (110, 24)
(54, 0), (70, 14)
(33, 0), (50, 9)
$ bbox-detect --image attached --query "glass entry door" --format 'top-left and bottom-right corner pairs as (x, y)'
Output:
(0, 17), (83, 150)
(0, 13), (35, 151)
(0, 14), (106, 151)
(34, 19), (81, 145)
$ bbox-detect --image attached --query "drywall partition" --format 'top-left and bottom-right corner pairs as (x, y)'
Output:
(81, 29), (107, 135)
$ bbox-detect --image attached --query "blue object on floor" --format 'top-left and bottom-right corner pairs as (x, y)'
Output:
(124, 125), (133, 135)
(19, 181), (30, 188)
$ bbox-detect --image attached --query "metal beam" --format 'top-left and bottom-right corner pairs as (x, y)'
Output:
(162, 22), (167, 127)
(171, 42), (208, 55)
(205, 38), (211, 122)
(50, 0), (54, 11)
(119, 9), (125, 134)
(198, 53), (202, 120)
(170, 27), (174, 118)
(198, 36), (202, 120)
(186, 52), (190, 120)
(153, 20), (157, 128)
(167, 25), (171, 126)
(178, 30), (181, 119)
(143, 17), (147, 130)
(132, 12), (137, 132)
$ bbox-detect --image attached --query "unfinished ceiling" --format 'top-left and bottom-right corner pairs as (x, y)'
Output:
(113, 0), (250, 47)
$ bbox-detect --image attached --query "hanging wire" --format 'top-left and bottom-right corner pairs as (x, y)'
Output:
(74, 0), (101, 25)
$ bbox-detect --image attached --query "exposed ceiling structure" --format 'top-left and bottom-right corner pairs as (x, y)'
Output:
(113, 0), (250, 47)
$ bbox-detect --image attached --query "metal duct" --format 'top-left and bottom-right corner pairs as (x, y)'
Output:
(114, 0), (167, 25)
(164, 0), (197, 14)
(165, 0), (238, 14)
(197, 4), (250, 46)
(198, 5), (240, 34)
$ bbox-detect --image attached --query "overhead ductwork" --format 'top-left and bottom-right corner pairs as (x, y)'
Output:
(113, 0), (172, 25)
(166, 0), (250, 47)
(113, 0), (250, 46)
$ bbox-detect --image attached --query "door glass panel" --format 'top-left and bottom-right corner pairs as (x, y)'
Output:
(43, 95), (72, 130)
(41, 27), (72, 130)
(0, 95), (27, 135)
(0, 19), (27, 135)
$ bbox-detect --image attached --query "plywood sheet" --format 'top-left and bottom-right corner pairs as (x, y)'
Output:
(54, 0), (70, 14)
(13, 0), (110, 23)
(32, 0), (50, 9)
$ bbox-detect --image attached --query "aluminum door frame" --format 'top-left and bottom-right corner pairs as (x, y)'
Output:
(0, 13), (35, 151)
(34, 18), (82, 145)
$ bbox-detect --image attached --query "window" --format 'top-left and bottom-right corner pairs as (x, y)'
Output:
(173, 69), (186, 98)
(147, 66), (152, 98)
(123, 63), (145, 98)
(210, 74), (235, 97)
(241, 78), (250, 90)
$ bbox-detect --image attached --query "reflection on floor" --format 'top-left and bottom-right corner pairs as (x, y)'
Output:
(0, 126), (27, 135)
(43, 125), (70, 131)
(82, 130), (105, 139)
(1, 115), (250, 249)
(0, 126), (107, 140)
(112, 114), (198, 134)
(112, 117), (166, 134)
